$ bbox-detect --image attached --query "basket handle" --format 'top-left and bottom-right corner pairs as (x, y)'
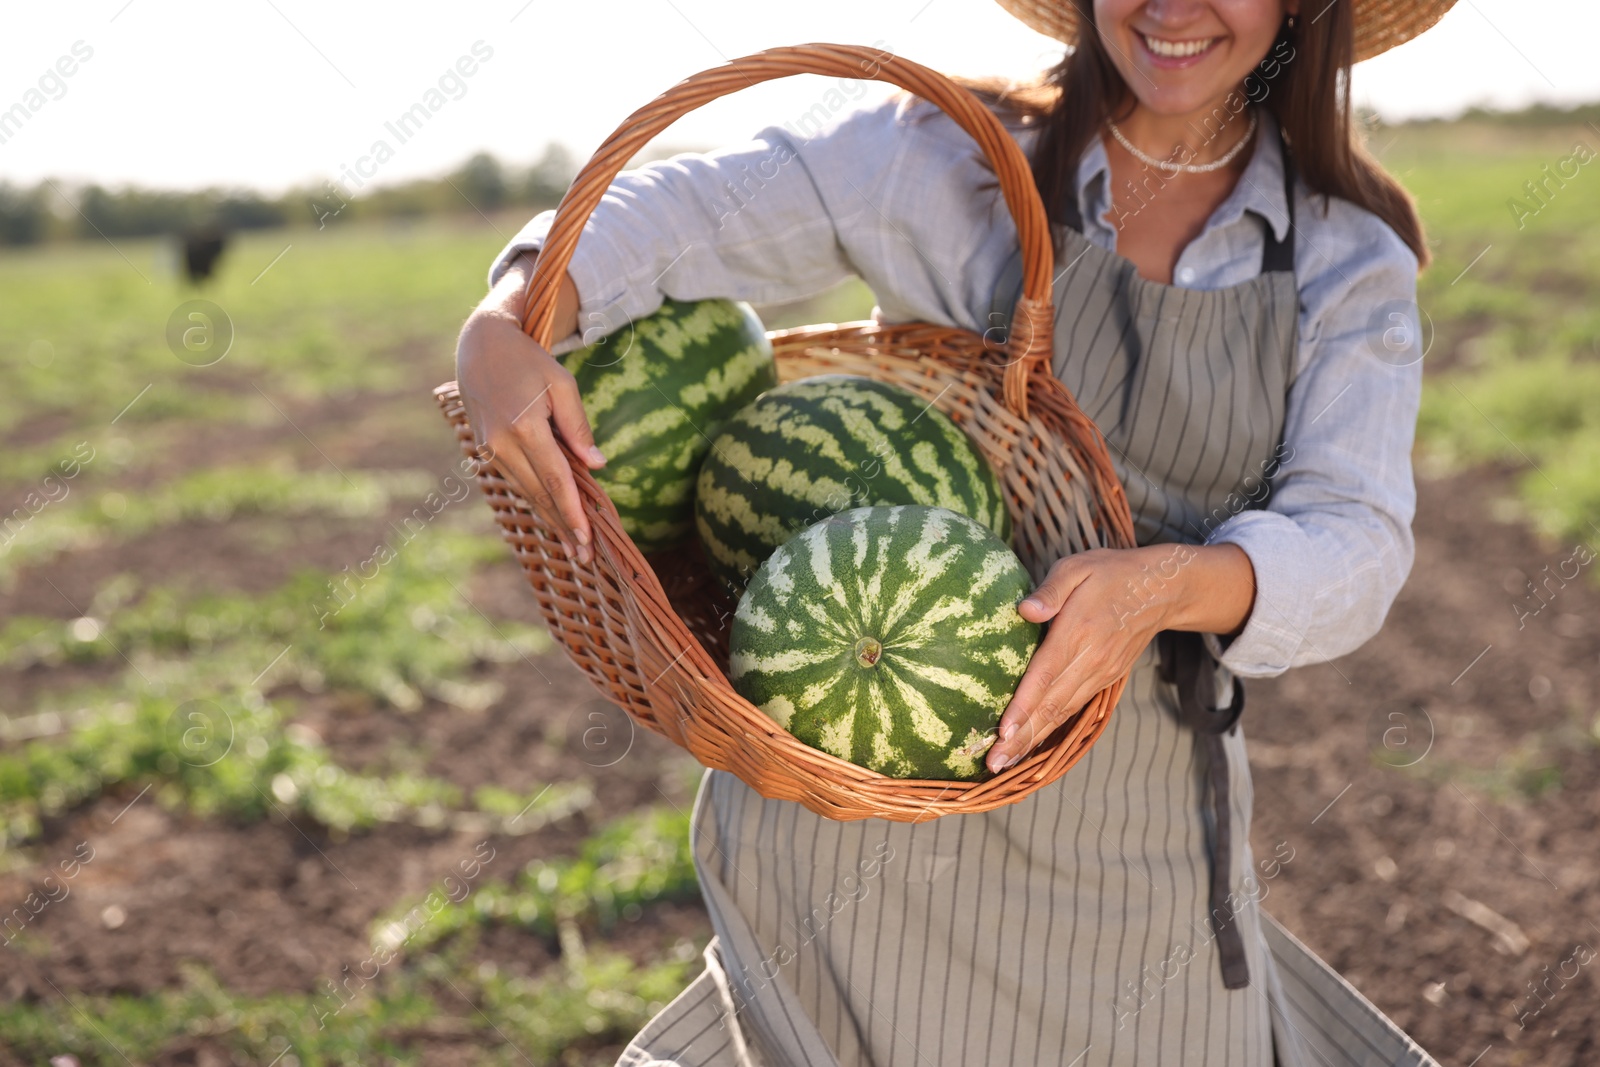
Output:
(517, 42), (1057, 419)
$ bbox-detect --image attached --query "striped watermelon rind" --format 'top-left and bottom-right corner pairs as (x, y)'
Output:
(563, 298), (777, 554)
(694, 375), (1012, 597)
(729, 504), (1041, 781)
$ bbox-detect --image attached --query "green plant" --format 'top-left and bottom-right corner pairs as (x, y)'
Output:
(1418, 351), (1600, 546)
(0, 529), (555, 845)
(383, 805), (698, 954)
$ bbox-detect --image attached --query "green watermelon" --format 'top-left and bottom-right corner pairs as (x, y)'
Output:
(694, 375), (1011, 596)
(563, 297), (777, 554)
(730, 504), (1040, 781)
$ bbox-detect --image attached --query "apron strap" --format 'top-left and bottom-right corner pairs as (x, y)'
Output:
(1148, 137), (1293, 994)
(1257, 141), (1297, 275)
(1062, 175), (1086, 233)
(1156, 628), (1251, 990)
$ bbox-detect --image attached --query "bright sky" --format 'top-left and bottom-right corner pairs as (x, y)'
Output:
(3, 0), (1596, 194)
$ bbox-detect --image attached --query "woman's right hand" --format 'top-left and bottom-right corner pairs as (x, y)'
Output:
(455, 250), (606, 565)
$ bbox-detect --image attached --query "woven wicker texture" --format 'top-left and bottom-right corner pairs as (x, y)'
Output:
(995, 0), (1458, 64)
(433, 43), (1138, 822)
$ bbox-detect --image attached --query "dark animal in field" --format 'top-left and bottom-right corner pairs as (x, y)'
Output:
(181, 227), (228, 285)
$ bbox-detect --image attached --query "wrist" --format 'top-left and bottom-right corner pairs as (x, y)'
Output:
(1156, 542), (1255, 636)
(474, 248), (533, 314)
(491, 249), (581, 345)
(1131, 542), (1200, 633)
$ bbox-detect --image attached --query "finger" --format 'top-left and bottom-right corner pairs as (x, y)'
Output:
(491, 438), (575, 548)
(988, 633), (1132, 774)
(490, 434), (580, 559)
(1018, 554), (1094, 623)
(461, 392), (502, 477)
(548, 372), (606, 469)
(987, 630), (1097, 771)
(1005, 608), (1090, 715)
(986, 683), (1088, 773)
(460, 392), (486, 458)
(986, 675), (1094, 774)
(518, 419), (594, 563)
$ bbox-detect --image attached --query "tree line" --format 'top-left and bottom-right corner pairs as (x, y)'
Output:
(6, 99), (1596, 248)
(0, 145), (579, 246)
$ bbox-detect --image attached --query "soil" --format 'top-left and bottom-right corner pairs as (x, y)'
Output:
(0, 641), (702, 999)
(2, 451), (1597, 1065)
(1246, 461), (1600, 1067)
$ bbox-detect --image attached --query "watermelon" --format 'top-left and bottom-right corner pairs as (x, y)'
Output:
(563, 297), (777, 554)
(729, 504), (1041, 781)
(694, 375), (1011, 596)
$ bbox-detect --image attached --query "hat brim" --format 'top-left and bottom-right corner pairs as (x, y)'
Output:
(995, 0), (1458, 64)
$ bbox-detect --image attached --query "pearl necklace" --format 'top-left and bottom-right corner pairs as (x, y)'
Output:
(1107, 110), (1259, 175)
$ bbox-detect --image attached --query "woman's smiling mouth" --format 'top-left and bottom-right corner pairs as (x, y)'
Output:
(1137, 32), (1222, 65)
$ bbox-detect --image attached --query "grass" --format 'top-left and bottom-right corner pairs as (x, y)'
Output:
(0, 218), (506, 434)
(1416, 351), (1600, 545)
(0, 460), (447, 585)
(1371, 120), (1600, 552)
(0, 809), (701, 1066)
(0, 944), (701, 1067)
(0, 525), (558, 846)
(383, 806), (700, 952)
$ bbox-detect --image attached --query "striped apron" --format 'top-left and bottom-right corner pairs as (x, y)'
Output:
(616, 139), (1439, 1067)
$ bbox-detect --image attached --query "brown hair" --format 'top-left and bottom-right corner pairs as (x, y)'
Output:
(915, 0), (1429, 269)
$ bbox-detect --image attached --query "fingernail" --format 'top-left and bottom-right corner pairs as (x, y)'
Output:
(574, 528), (589, 546)
(1019, 597), (1041, 613)
(1001, 723), (1018, 743)
(995, 753), (1021, 771)
(586, 446), (607, 466)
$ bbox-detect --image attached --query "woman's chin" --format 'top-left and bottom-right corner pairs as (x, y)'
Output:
(1125, 83), (1231, 121)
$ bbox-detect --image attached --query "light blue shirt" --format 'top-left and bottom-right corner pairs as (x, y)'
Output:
(486, 93), (1424, 681)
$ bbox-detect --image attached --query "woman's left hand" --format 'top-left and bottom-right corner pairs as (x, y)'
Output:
(984, 542), (1226, 773)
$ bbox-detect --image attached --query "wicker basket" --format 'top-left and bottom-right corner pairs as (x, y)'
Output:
(433, 43), (1138, 822)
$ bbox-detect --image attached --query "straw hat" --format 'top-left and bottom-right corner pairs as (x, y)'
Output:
(995, 0), (1458, 64)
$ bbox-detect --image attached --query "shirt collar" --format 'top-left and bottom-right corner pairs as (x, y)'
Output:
(1075, 108), (1292, 244)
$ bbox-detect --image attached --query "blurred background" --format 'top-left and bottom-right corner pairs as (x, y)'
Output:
(1, 1), (1598, 1064)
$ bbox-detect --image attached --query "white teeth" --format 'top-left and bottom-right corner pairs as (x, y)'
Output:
(1142, 34), (1215, 58)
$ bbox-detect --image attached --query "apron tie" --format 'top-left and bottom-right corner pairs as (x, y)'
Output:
(1156, 628), (1250, 990)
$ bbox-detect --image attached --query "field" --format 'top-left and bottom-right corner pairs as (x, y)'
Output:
(0, 116), (1597, 1065)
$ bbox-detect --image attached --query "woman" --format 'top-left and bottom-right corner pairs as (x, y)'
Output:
(456, 1), (1454, 1064)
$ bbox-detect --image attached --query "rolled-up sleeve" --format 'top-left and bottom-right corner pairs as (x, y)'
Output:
(485, 136), (856, 355)
(484, 91), (1023, 355)
(484, 95), (914, 355)
(1202, 201), (1423, 677)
